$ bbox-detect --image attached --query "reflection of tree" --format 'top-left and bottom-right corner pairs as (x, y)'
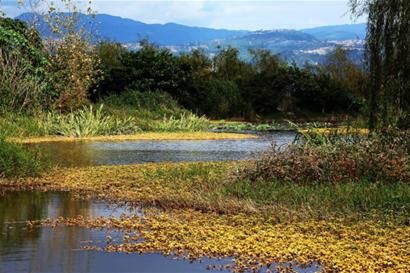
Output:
(0, 192), (94, 273)
(29, 142), (97, 167)
(0, 191), (51, 255)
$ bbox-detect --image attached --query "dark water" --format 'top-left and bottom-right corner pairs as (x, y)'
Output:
(0, 192), (320, 273)
(29, 132), (297, 167)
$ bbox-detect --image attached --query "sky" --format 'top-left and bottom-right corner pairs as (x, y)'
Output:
(1, 0), (366, 30)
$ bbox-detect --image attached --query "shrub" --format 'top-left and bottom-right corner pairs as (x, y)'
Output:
(104, 90), (182, 113)
(240, 130), (410, 184)
(0, 18), (51, 113)
(48, 35), (102, 111)
(0, 135), (43, 177)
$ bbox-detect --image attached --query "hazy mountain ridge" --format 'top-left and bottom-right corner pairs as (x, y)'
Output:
(16, 12), (247, 44)
(15, 12), (365, 64)
(301, 23), (367, 41)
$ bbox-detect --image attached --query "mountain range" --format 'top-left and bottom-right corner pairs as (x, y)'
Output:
(16, 13), (366, 64)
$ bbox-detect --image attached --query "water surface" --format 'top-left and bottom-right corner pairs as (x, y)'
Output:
(29, 132), (296, 167)
(0, 192), (320, 273)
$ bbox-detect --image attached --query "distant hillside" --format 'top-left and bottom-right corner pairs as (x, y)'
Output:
(16, 12), (247, 45)
(15, 12), (364, 65)
(206, 30), (324, 61)
(301, 23), (367, 41)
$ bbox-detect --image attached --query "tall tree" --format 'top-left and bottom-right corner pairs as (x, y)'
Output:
(350, 0), (410, 129)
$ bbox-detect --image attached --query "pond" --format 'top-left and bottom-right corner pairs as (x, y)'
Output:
(0, 192), (320, 273)
(29, 131), (297, 167)
(1, 131), (323, 272)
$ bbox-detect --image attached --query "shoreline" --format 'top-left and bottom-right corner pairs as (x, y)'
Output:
(8, 132), (259, 144)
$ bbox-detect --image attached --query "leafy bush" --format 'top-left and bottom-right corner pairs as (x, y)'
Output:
(0, 18), (51, 113)
(48, 34), (102, 111)
(104, 89), (182, 114)
(41, 105), (141, 137)
(0, 135), (43, 177)
(240, 130), (410, 184)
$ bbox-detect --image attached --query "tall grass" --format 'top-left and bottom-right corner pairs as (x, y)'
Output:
(40, 105), (141, 137)
(104, 90), (211, 132)
(224, 179), (410, 219)
(0, 134), (44, 177)
(0, 114), (48, 137)
(155, 112), (210, 132)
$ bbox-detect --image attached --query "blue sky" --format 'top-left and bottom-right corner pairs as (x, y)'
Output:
(2, 0), (366, 30)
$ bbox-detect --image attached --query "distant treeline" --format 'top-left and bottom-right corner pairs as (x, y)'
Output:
(1, 16), (367, 120)
(95, 40), (367, 119)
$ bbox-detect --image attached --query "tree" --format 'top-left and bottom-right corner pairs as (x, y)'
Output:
(0, 17), (50, 112)
(349, 0), (410, 129)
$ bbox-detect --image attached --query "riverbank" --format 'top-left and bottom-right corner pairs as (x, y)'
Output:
(2, 161), (409, 272)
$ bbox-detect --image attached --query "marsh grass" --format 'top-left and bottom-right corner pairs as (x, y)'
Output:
(41, 105), (141, 137)
(224, 179), (410, 221)
(0, 114), (48, 137)
(0, 134), (45, 177)
(155, 113), (210, 132)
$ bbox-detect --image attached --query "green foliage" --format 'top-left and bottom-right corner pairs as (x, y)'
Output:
(192, 79), (243, 118)
(0, 17), (46, 69)
(225, 179), (410, 217)
(0, 135), (43, 177)
(122, 41), (191, 97)
(155, 113), (210, 132)
(41, 105), (141, 137)
(0, 17), (51, 113)
(0, 114), (48, 137)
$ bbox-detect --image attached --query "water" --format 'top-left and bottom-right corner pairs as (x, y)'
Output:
(1, 131), (321, 273)
(0, 192), (320, 273)
(0, 192), (231, 273)
(29, 132), (297, 167)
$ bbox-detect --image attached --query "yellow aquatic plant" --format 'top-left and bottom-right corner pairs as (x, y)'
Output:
(32, 209), (410, 273)
(3, 161), (409, 272)
(299, 127), (369, 136)
(9, 132), (258, 144)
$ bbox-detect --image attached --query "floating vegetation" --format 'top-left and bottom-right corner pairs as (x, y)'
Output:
(29, 209), (410, 273)
(9, 132), (257, 144)
(2, 159), (409, 273)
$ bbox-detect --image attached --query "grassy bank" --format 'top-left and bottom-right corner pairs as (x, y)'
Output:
(5, 161), (407, 222)
(0, 91), (212, 138)
(3, 161), (409, 272)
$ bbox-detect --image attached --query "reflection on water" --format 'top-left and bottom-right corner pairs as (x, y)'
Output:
(28, 132), (297, 167)
(0, 192), (320, 273)
(0, 192), (231, 273)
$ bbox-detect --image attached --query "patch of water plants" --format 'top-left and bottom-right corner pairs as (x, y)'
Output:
(211, 120), (294, 132)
